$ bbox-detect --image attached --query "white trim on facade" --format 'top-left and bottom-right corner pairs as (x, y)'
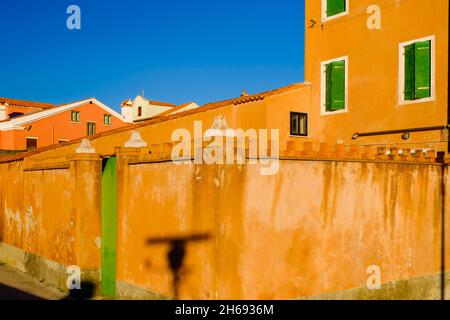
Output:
(398, 35), (436, 106)
(320, 55), (349, 116)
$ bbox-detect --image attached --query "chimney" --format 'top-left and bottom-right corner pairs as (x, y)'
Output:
(121, 99), (134, 123)
(0, 103), (7, 121)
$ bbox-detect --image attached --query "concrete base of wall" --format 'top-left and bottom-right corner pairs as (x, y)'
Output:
(116, 281), (170, 300)
(2, 242), (449, 300)
(0, 242), (100, 294)
(301, 273), (450, 300)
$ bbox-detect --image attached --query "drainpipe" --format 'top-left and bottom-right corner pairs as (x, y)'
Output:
(444, 0), (450, 300)
(441, 164), (446, 300)
(352, 125), (449, 140)
(448, 0), (450, 153)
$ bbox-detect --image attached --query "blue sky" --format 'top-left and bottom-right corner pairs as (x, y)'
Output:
(0, 0), (305, 111)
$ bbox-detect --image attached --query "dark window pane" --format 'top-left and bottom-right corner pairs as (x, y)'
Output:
(290, 112), (308, 136)
(26, 138), (37, 151)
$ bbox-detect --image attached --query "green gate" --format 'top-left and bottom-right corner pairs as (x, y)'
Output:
(101, 157), (118, 298)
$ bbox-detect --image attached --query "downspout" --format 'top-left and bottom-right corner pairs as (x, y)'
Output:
(448, 0), (450, 153)
(441, 163), (446, 300)
(444, 1), (450, 300)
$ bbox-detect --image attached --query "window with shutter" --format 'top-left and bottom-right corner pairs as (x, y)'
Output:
(414, 41), (431, 99)
(327, 0), (346, 18)
(331, 61), (345, 110)
(325, 60), (346, 112)
(325, 63), (333, 111)
(403, 40), (431, 101)
(404, 44), (415, 101)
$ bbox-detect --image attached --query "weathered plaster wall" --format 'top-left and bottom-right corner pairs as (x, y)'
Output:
(1, 144), (449, 299)
(115, 154), (449, 299)
(0, 154), (102, 291)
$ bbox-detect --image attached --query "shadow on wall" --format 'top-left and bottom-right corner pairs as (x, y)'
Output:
(147, 233), (211, 299)
(62, 281), (96, 300)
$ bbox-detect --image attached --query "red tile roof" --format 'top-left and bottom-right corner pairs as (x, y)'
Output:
(0, 97), (56, 110)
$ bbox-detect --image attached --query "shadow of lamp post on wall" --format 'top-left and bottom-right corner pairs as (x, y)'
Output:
(147, 233), (211, 299)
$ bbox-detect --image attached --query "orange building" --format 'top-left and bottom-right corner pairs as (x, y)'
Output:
(304, 0), (449, 151)
(0, 97), (130, 152)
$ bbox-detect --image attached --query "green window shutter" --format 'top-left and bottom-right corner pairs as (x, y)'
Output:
(414, 40), (431, 99)
(325, 63), (333, 111)
(404, 43), (415, 101)
(327, 0), (346, 17)
(325, 61), (345, 112)
(331, 60), (345, 110)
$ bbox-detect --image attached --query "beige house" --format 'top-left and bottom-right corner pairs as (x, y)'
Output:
(121, 95), (199, 123)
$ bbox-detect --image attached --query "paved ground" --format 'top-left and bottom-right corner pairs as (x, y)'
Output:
(0, 263), (66, 300)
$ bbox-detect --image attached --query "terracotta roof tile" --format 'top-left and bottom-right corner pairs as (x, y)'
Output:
(0, 97), (56, 110)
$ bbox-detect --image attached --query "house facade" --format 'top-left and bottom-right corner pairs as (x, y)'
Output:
(304, 0), (449, 151)
(0, 98), (130, 151)
(121, 95), (200, 123)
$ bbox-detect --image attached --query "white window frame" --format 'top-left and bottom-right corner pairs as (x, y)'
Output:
(398, 35), (436, 106)
(320, 55), (349, 116)
(322, 0), (349, 22)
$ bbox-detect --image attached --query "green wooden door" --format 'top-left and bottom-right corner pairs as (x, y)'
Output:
(101, 157), (118, 298)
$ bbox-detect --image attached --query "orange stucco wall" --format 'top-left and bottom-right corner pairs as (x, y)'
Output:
(0, 0), (449, 300)
(0, 155), (102, 270)
(0, 130), (27, 150)
(305, 0), (449, 150)
(1, 141), (450, 299)
(114, 154), (449, 299)
(0, 102), (128, 151)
